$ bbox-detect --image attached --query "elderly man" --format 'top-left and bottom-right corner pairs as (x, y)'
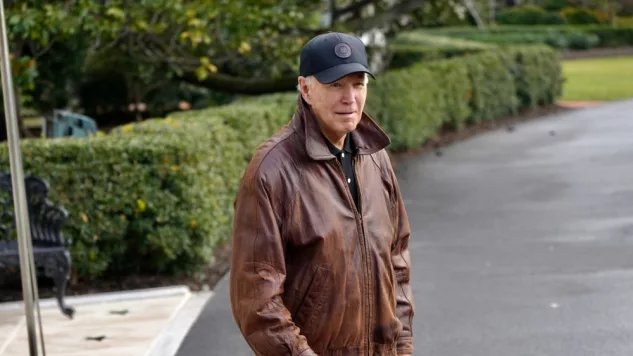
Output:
(230, 32), (415, 356)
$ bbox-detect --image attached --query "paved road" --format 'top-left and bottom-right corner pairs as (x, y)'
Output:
(176, 100), (633, 356)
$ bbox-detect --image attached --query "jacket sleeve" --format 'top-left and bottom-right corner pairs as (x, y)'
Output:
(387, 159), (415, 355)
(229, 173), (317, 356)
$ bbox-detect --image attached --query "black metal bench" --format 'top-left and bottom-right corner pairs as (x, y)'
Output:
(0, 173), (74, 319)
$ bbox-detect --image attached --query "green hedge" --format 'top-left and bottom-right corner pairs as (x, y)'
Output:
(427, 25), (633, 49)
(560, 7), (607, 25)
(0, 44), (562, 281)
(0, 117), (244, 280)
(496, 4), (567, 25)
(382, 32), (495, 68)
(365, 45), (561, 150)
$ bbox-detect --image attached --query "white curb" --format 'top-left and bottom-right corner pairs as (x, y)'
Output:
(0, 285), (191, 312)
(146, 290), (215, 356)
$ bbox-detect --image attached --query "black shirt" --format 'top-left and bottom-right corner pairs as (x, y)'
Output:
(324, 133), (360, 212)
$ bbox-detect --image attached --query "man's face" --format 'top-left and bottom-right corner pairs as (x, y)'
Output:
(299, 72), (368, 140)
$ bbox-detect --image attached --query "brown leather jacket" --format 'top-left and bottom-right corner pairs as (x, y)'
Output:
(230, 97), (415, 355)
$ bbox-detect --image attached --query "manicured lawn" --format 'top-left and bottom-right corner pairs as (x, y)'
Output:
(562, 55), (633, 101)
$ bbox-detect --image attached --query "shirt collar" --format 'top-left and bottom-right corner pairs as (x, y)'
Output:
(323, 132), (354, 156)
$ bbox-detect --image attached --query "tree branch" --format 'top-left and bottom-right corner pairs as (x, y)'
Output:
(334, 0), (375, 21)
(342, 0), (426, 31)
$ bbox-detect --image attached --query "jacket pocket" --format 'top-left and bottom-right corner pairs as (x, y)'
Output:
(292, 265), (332, 337)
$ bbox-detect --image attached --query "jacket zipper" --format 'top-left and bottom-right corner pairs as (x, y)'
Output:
(331, 157), (371, 355)
(353, 156), (372, 356)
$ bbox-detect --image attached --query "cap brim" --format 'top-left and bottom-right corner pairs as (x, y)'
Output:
(314, 63), (375, 84)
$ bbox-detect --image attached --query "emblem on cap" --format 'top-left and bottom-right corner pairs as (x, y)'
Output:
(334, 43), (352, 58)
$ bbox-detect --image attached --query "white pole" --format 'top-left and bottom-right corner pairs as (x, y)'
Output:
(0, 1), (43, 355)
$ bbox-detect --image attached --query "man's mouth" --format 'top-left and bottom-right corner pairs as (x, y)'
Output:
(336, 111), (355, 115)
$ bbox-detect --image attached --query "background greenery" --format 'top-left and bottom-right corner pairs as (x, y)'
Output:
(0, 0), (631, 283)
(0, 44), (562, 280)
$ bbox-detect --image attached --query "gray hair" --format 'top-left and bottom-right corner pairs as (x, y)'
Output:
(297, 73), (369, 91)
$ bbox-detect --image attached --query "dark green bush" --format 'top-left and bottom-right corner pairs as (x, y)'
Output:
(365, 45), (561, 150)
(0, 120), (244, 280)
(496, 4), (566, 25)
(385, 32), (494, 68)
(386, 44), (490, 68)
(507, 46), (563, 108)
(169, 93), (297, 160)
(560, 7), (606, 25)
(586, 26), (633, 46)
(426, 25), (629, 50)
(566, 31), (600, 49)
(542, 0), (570, 12)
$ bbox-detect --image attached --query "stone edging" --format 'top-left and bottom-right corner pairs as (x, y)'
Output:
(0, 285), (191, 312)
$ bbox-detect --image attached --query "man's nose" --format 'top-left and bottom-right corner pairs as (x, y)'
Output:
(341, 87), (355, 104)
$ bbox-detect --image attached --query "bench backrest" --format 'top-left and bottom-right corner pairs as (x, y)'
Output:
(0, 173), (70, 248)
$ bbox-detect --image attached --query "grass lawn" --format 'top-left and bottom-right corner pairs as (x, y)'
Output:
(561, 55), (633, 101)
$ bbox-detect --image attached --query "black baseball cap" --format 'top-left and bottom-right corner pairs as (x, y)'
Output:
(299, 32), (375, 84)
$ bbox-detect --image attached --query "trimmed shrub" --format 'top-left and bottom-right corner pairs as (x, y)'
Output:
(560, 7), (607, 25)
(427, 25), (633, 49)
(0, 117), (244, 280)
(586, 26), (633, 46)
(385, 32), (495, 68)
(365, 45), (561, 150)
(508, 46), (563, 108)
(168, 93), (296, 160)
(496, 5), (567, 25)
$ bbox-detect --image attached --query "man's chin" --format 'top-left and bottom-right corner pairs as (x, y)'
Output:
(341, 123), (359, 134)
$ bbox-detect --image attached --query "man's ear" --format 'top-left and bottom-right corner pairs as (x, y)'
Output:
(298, 76), (312, 105)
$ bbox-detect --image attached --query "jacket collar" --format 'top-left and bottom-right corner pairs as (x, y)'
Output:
(290, 95), (391, 161)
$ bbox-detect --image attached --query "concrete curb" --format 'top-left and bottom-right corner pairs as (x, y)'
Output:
(0, 285), (191, 312)
(146, 290), (215, 356)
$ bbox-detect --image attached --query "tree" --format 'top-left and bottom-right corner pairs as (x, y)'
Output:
(88, 0), (432, 95)
(4, 0), (435, 128)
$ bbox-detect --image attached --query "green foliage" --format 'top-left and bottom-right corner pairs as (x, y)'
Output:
(0, 42), (562, 280)
(3, 0), (323, 117)
(169, 93), (297, 159)
(426, 24), (633, 50)
(543, 0), (572, 12)
(0, 117), (244, 280)
(411, 0), (473, 27)
(385, 32), (494, 68)
(560, 6), (608, 24)
(496, 4), (567, 25)
(509, 46), (563, 108)
(584, 26), (633, 46)
(567, 31), (601, 48)
(365, 45), (561, 151)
